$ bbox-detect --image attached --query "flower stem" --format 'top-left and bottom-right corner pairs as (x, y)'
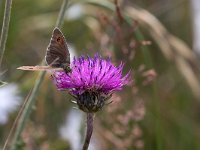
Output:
(82, 113), (94, 150)
(0, 0), (13, 69)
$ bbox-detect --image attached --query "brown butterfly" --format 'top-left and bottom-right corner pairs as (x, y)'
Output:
(17, 27), (71, 73)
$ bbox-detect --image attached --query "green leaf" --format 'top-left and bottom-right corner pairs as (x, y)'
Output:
(0, 80), (7, 87)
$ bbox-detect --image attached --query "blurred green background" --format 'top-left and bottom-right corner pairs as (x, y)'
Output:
(1, 0), (200, 149)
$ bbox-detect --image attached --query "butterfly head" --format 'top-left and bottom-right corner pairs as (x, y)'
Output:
(62, 64), (72, 74)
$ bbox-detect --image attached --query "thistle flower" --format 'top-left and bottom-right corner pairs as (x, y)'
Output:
(52, 54), (131, 113)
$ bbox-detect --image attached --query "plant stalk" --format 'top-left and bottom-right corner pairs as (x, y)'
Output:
(0, 0), (13, 69)
(10, 71), (45, 150)
(56, 0), (68, 28)
(9, 0), (69, 149)
(82, 113), (94, 150)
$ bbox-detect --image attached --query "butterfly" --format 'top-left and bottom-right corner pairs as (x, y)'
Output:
(17, 27), (71, 73)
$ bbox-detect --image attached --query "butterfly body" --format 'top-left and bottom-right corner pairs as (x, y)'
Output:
(61, 63), (72, 73)
(18, 28), (71, 73)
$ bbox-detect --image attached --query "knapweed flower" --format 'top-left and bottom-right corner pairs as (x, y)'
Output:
(52, 54), (131, 113)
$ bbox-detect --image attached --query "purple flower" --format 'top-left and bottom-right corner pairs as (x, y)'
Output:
(52, 54), (131, 113)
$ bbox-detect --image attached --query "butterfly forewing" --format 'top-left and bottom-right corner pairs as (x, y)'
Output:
(45, 28), (70, 68)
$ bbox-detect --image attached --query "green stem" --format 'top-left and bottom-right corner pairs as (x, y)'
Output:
(82, 113), (94, 150)
(124, 8), (163, 150)
(10, 0), (69, 149)
(56, 0), (69, 28)
(127, 17), (162, 150)
(0, 0), (13, 69)
(133, 21), (163, 150)
(10, 71), (45, 150)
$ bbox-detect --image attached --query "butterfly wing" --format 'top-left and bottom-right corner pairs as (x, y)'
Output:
(17, 28), (70, 72)
(45, 27), (70, 68)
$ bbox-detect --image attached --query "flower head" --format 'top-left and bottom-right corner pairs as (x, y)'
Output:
(52, 54), (131, 112)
